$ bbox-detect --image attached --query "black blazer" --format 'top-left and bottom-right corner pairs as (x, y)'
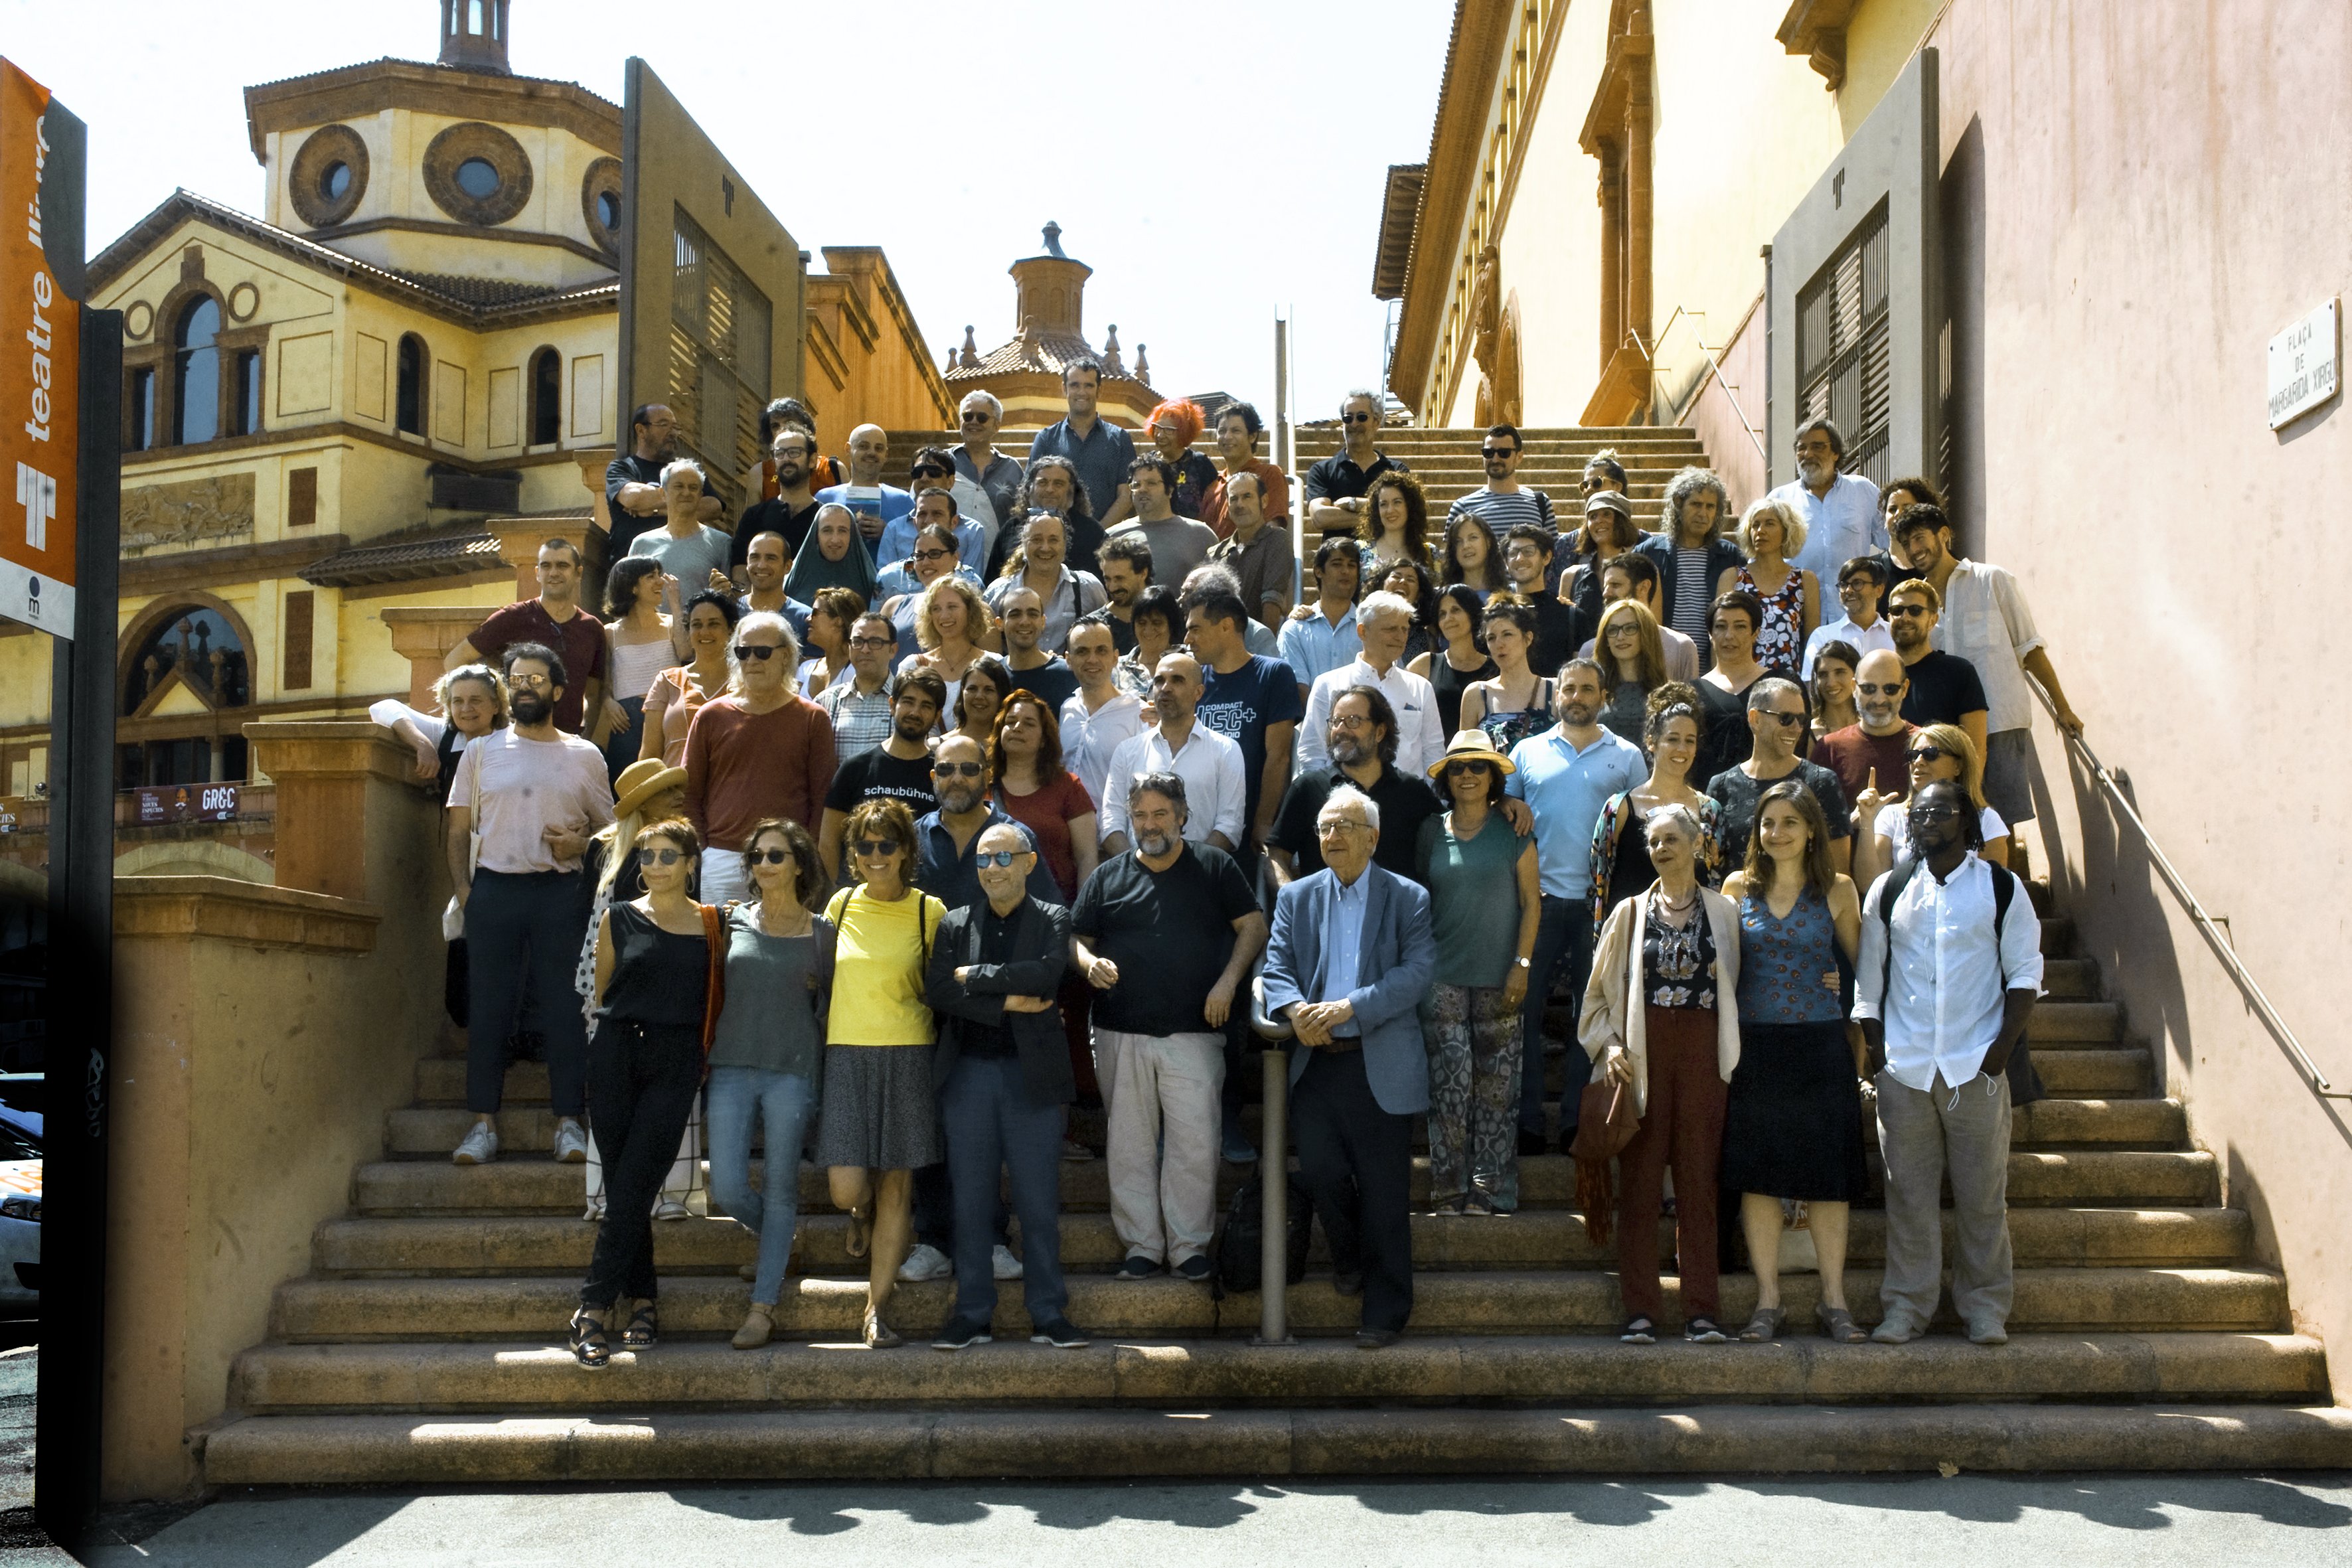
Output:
(923, 896), (1074, 1105)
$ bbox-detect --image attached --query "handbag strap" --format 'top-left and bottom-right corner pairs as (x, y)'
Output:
(698, 902), (726, 1063)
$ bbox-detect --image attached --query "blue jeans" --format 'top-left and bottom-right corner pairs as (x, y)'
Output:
(1520, 894), (1597, 1141)
(939, 1053), (1068, 1327)
(705, 1065), (817, 1306)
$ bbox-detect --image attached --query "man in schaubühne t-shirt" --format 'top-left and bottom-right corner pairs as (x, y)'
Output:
(816, 672), (943, 880)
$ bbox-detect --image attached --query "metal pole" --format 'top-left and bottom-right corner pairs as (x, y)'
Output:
(1256, 1044), (1289, 1344)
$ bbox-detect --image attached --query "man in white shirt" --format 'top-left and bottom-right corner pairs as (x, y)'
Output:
(1296, 591), (1443, 780)
(1802, 555), (1898, 677)
(1766, 419), (1887, 582)
(1853, 781), (2043, 1348)
(815, 424), (913, 554)
(1097, 652), (1245, 856)
(1059, 619), (1147, 826)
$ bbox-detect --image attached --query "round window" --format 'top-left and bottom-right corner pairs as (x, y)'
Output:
(321, 161), (352, 202)
(454, 158), (502, 199)
(596, 190), (621, 231)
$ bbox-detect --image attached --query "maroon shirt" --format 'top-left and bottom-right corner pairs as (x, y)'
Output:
(1812, 722), (1916, 820)
(470, 599), (609, 734)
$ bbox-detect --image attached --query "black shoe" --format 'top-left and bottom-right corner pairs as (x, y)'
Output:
(1115, 1255), (1161, 1280)
(931, 1315), (993, 1351)
(1174, 1255), (1213, 1283)
(1355, 1328), (1401, 1350)
(1333, 1269), (1364, 1297)
(1517, 1129), (1549, 1157)
(1030, 1317), (1091, 1348)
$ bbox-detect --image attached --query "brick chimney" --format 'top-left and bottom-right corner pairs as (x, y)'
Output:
(437, 0), (512, 74)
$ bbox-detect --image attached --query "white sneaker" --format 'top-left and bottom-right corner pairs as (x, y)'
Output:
(452, 1121), (499, 1165)
(552, 1119), (589, 1164)
(653, 1199), (692, 1221)
(897, 1243), (952, 1283)
(992, 1244), (1024, 1281)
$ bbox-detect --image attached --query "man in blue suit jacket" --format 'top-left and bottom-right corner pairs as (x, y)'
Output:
(1261, 784), (1437, 1347)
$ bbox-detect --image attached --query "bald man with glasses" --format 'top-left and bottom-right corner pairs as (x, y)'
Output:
(1703, 676), (1853, 870)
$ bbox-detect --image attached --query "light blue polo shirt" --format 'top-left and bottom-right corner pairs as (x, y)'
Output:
(1505, 724), (1648, 898)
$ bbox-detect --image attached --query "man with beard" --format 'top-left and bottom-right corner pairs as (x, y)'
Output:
(1764, 418), (1887, 582)
(1207, 469), (1296, 633)
(1445, 424), (1555, 540)
(1887, 578), (1990, 763)
(1071, 772), (1267, 1281)
(732, 426), (824, 568)
(1268, 686), (1440, 887)
(818, 670), (945, 879)
(680, 611), (836, 905)
(1856, 781), (2042, 1348)
(1814, 649), (1917, 830)
(1097, 653), (1246, 856)
(606, 403), (719, 559)
(443, 642), (615, 1166)
(1704, 676), (1853, 870)
(902, 734), (1056, 1287)
(815, 424), (915, 554)
(1503, 659), (1646, 1154)
(447, 538), (608, 738)
(1076, 532), (1154, 657)
(1296, 592), (1445, 780)
(1107, 455), (1219, 584)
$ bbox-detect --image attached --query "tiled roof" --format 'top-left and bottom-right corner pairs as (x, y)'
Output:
(300, 524), (503, 589)
(947, 329), (1152, 388)
(88, 190), (618, 327)
(1372, 164), (1427, 301)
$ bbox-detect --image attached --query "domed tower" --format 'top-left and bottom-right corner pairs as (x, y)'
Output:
(945, 222), (1159, 428)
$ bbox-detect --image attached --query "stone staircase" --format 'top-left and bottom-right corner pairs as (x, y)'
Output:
(885, 425), (1709, 532)
(195, 904), (2352, 1486)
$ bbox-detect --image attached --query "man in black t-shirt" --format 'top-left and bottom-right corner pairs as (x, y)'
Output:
(731, 426), (824, 569)
(1269, 685), (1443, 886)
(1502, 524), (1591, 676)
(605, 403), (720, 560)
(1070, 771), (1269, 1282)
(1889, 578), (1990, 762)
(1703, 676), (1853, 869)
(817, 672), (943, 878)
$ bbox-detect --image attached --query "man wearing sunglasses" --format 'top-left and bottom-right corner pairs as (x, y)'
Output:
(1703, 676), (1853, 870)
(1304, 388), (1409, 538)
(953, 392), (1025, 538)
(680, 612), (837, 905)
(1445, 424), (1554, 544)
(1815, 649), (1917, 831)
(1886, 578), (1990, 765)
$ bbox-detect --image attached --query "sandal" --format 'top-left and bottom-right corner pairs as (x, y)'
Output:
(1816, 1302), (1867, 1344)
(1685, 1316), (1729, 1344)
(1740, 1305), (1785, 1342)
(621, 1300), (659, 1350)
(1619, 1316), (1657, 1345)
(846, 1206), (872, 1259)
(862, 1308), (902, 1349)
(569, 1308), (610, 1369)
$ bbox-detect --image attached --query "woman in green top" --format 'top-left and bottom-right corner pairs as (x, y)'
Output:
(809, 797), (947, 1348)
(1415, 732), (1541, 1216)
(706, 817), (834, 1350)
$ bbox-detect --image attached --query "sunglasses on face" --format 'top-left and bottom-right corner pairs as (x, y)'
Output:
(1480, 447), (1515, 458)
(933, 761), (984, 778)
(1445, 760), (1494, 777)
(913, 467), (951, 481)
(734, 643), (782, 661)
(749, 847), (793, 866)
(1909, 745), (1948, 763)
(637, 847), (686, 866)
(1888, 604), (1930, 617)
(975, 850), (1026, 868)
(1342, 411), (1375, 424)
(852, 838), (900, 858)
(1855, 681), (1903, 696)
(1910, 805), (1961, 822)
(1761, 711), (1806, 729)
(960, 411), (990, 424)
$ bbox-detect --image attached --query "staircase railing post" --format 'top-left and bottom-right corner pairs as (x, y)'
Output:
(1249, 977), (1295, 1345)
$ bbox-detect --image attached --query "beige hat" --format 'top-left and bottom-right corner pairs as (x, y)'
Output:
(1427, 729), (1516, 779)
(1584, 490), (1633, 518)
(613, 758), (688, 820)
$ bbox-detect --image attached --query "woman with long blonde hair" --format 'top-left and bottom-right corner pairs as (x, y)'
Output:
(1717, 497), (1819, 673)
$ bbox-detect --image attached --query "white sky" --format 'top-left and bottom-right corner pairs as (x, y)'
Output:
(4, 0), (1455, 423)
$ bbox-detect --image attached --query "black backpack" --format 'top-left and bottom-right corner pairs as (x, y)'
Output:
(1874, 855), (2043, 1105)
(1211, 1171), (1312, 1298)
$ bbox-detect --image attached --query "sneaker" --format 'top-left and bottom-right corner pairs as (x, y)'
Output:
(653, 1199), (692, 1221)
(452, 1121), (499, 1165)
(1061, 1138), (1093, 1162)
(992, 1244), (1024, 1281)
(1966, 1317), (2009, 1346)
(931, 1314), (993, 1351)
(1221, 1124), (1259, 1164)
(552, 1119), (589, 1164)
(1031, 1317), (1091, 1348)
(1115, 1255), (1161, 1280)
(1174, 1255), (1213, 1283)
(1871, 1314), (1922, 1345)
(897, 1243), (953, 1283)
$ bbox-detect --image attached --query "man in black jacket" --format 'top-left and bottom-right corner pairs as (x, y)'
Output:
(923, 823), (1088, 1350)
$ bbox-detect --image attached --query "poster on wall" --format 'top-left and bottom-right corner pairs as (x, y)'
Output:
(0, 58), (76, 636)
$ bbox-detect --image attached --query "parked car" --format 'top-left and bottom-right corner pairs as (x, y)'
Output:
(0, 1077), (39, 1310)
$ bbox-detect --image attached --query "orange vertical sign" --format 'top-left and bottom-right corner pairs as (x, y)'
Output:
(0, 60), (74, 635)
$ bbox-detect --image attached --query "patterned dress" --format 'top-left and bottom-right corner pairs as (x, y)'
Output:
(1737, 563), (1807, 674)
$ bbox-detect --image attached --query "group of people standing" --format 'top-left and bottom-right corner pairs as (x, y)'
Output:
(384, 384), (2078, 1358)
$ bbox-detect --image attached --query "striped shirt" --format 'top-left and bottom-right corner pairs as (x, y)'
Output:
(1447, 487), (1554, 537)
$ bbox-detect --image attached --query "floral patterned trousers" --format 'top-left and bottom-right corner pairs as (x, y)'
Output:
(1428, 984), (1526, 1211)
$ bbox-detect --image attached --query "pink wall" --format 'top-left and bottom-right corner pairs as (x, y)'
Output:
(1678, 294), (1771, 508)
(1932, 0), (2352, 1393)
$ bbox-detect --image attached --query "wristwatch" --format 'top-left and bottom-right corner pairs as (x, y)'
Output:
(1513, 956), (1531, 969)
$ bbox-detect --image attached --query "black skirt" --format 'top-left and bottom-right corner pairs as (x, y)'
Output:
(1719, 1020), (1869, 1201)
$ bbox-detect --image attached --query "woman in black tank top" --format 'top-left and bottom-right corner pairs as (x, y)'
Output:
(1410, 585), (1499, 737)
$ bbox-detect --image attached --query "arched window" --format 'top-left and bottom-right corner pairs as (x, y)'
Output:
(123, 605), (249, 715)
(396, 334), (427, 435)
(173, 297), (221, 445)
(118, 603), (253, 787)
(528, 347), (562, 446)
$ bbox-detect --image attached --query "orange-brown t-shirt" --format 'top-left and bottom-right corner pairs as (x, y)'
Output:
(1198, 458), (1292, 538)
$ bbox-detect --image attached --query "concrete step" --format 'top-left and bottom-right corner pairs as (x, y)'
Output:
(309, 1204), (2252, 1281)
(198, 1401), (2352, 1486)
(229, 1330), (2328, 1415)
(2040, 957), (2098, 998)
(350, 1147), (2219, 1217)
(2033, 1048), (2152, 1096)
(2025, 1002), (2125, 1043)
(268, 1266), (2288, 1344)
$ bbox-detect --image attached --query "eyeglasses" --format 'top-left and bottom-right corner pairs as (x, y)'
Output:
(1760, 711), (1806, 728)
(1316, 818), (1371, 834)
(637, 847), (686, 866)
(1605, 621), (1640, 636)
(1342, 411), (1375, 424)
(849, 635), (895, 649)
(1444, 760), (1494, 777)
(852, 838), (900, 858)
(734, 643), (782, 661)
(1855, 681), (1903, 696)
(1908, 745), (1948, 763)
(1909, 805), (1961, 822)
(507, 672), (552, 689)
(912, 467), (951, 480)
(1480, 447), (1516, 458)
(933, 761), (985, 777)
(749, 848), (793, 866)
(960, 411), (991, 424)
(1329, 714), (1372, 730)
(913, 547), (952, 562)
(975, 850), (1026, 868)
(1888, 604), (1931, 617)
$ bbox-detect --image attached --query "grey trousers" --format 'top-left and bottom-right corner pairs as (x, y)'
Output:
(1875, 1067), (2015, 1329)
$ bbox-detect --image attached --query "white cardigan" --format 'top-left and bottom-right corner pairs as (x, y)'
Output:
(1577, 885), (1743, 1117)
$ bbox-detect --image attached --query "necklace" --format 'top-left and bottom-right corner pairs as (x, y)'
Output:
(1655, 886), (1699, 916)
(755, 899), (812, 938)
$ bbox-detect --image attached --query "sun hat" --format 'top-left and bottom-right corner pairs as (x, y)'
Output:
(1426, 730), (1517, 780)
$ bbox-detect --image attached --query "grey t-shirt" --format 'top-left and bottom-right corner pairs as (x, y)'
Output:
(1107, 515), (1219, 586)
(706, 905), (834, 1077)
(626, 524), (735, 591)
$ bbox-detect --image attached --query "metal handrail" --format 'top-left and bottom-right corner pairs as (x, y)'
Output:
(2033, 678), (2349, 1101)
(1632, 309), (1768, 471)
